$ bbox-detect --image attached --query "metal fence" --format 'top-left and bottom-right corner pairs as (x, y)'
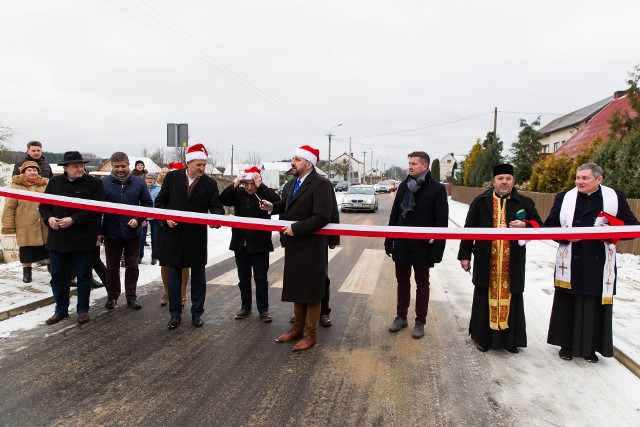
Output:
(449, 185), (640, 256)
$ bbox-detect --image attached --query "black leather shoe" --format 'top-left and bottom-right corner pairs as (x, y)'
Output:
(151, 258), (157, 265)
(476, 342), (490, 352)
(559, 347), (573, 360)
(127, 299), (142, 310)
(90, 278), (104, 289)
(584, 353), (599, 363)
(168, 316), (181, 329)
(235, 309), (251, 319)
(105, 298), (117, 309)
(506, 347), (519, 354)
(192, 316), (204, 327)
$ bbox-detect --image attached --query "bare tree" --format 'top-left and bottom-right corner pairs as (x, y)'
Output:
(142, 148), (149, 157)
(244, 150), (261, 166)
(149, 147), (169, 167)
(0, 123), (13, 152)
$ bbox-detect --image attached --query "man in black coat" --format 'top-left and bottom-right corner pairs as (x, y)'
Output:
(544, 163), (639, 362)
(220, 166), (280, 322)
(154, 144), (225, 330)
(260, 145), (334, 351)
(39, 151), (104, 325)
(458, 164), (542, 353)
(384, 151), (448, 339)
(13, 141), (52, 178)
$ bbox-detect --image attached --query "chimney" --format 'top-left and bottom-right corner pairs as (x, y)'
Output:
(614, 90), (627, 99)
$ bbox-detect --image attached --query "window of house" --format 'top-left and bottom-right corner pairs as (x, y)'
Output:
(447, 159), (451, 163)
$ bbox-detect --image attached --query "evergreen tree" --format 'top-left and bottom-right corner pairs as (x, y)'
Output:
(510, 117), (543, 184)
(462, 139), (483, 186)
(467, 131), (503, 187)
(431, 158), (440, 181)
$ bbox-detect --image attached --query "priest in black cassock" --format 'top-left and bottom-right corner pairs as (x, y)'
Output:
(458, 164), (542, 353)
(544, 163), (639, 363)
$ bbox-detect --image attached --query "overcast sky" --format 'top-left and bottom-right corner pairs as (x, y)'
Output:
(1, 0), (638, 171)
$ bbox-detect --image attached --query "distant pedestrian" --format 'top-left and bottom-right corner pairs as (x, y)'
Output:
(220, 166), (280, 322)
(155, 144), (224, 329)
(142, 172), (161, 265)
(12, 140), (52, 178)
(544, 163), (640, 362)
(385, 151), (448, 339)
(132, 160), (147, 178)
(100, 152), (153, 311)
(260, 145), (334, 351)
(2, 161), (49, 283)
(39, 151), (104, 325)
(458, 164), (542, 353)
(157, 167), (169, 185)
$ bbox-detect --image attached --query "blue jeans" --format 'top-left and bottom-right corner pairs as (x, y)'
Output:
(139, 221), (158, 259)
(234, 249), (270, 313)
(49, 250), (93, 315)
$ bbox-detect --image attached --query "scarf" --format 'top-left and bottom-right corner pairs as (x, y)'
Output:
(110, 171), (131, 184)
(554, 185), (618, 304)
(400, 169), (428, 218)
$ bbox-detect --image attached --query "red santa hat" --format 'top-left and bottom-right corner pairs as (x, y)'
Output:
(169, 161), (184, 171)
(293, 145), (319, 166)
(185, 143), (209, 163)
(243, 166), (261, 180)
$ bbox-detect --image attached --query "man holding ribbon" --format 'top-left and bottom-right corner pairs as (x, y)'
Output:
(220, 166), (280, 322)
(154, 143), (224, 330)
(385, 151), (448, 339)
(545, 163), (639, 363)
(458, 163), (542, 354)
(260, 145), (334, 351)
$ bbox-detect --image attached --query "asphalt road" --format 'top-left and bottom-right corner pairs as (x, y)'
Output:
(0, 193), (514, 426)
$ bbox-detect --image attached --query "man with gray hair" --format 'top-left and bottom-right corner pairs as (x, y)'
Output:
(100, 152), (153, 311)
(544, 163), (639, 363)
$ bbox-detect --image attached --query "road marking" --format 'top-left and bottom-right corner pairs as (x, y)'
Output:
(207, 247), (285, 286)
(271, 248), (342, 288)
(338, 248), (385, 295)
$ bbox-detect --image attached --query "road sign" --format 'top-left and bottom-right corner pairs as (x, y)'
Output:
(167, 123), (188, 147)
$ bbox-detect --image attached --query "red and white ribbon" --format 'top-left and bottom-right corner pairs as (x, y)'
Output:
(3, 186), (640, 241)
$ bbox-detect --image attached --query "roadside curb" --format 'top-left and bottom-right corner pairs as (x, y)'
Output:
(0, 289), (77, 321)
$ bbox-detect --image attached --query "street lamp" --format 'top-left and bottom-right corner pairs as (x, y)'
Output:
(362, 149), (368, 184)
(327, 123), (342, 177)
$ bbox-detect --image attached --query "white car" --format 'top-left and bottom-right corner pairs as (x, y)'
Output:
(341, 185), (379, 213)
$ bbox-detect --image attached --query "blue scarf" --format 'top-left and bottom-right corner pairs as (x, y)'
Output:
(400, 169), (428, 218)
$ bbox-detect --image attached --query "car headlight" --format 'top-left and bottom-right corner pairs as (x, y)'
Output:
(365, 198), (372, 203)
(343, 197), (349, 203)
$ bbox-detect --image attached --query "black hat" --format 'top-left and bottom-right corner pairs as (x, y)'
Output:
(135, 160), (145, 166)
(58, 151), (90, 166)
(493, 163), (514, 177)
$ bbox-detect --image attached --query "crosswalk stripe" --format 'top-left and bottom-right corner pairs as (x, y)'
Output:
(337, 248), (386, 295)
(206, 247), (285, 286)
(271, 247), (342, 289)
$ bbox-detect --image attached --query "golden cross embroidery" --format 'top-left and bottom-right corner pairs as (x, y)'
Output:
(559, 262), (567, 275)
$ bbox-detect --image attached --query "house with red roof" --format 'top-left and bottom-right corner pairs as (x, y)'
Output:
(553, 93), (635, 158)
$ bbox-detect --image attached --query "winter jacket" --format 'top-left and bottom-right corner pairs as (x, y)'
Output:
(2, 175), (49, 247)
(146, 182), (161, 220)
(101, 174), (153, 241)
(39, 173), (105, 253)
(220, 182), (281, 253)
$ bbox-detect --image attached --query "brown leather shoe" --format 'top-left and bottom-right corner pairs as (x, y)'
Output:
(78, 313), (90, 324)
(275, 329), (303, 343)
(45, 313), (69, 325)
(320, 314), (332, 327)
(160, 295), (168, 306)
(292, 336), (316, 351)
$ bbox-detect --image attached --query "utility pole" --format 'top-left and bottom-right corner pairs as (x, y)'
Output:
(231, 145), (234, 176)
(328, 123), (342, 178)
(362, 150), (367, 184)
(370, 150), (373, 183)
(493, 107), (498, 139)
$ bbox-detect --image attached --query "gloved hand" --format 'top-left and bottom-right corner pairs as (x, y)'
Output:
(384, 238), (394, 257)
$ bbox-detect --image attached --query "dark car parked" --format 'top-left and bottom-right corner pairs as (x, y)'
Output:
(334, 181), (349, 192)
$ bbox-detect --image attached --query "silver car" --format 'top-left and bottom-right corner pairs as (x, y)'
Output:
(341, 185), (379, 213)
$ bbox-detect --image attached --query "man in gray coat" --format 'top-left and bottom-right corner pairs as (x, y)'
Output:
(260, 145), (334, 351)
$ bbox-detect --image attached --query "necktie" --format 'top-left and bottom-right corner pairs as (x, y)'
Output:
(292, 179), (301, 196)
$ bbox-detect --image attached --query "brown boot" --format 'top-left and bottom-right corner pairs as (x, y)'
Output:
(292, 336), (316, 351)
(275, 329), (303, 343)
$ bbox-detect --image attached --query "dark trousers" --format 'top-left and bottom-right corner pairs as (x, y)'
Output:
(395, 264), (430, 324)
(234, 249), (269, 313)
(169, 265), (206, 318)
(93, 245), (106, 284)
(321, 278), (331, 315)
(139, 226), (147, 259)
(104, 236), (141, 300)
(49, 250), (93, 315)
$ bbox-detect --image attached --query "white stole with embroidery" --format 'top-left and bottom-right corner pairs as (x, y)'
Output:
(554, 185), (618, 304)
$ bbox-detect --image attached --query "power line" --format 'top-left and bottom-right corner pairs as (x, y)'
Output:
(108, 0), (326, 134)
